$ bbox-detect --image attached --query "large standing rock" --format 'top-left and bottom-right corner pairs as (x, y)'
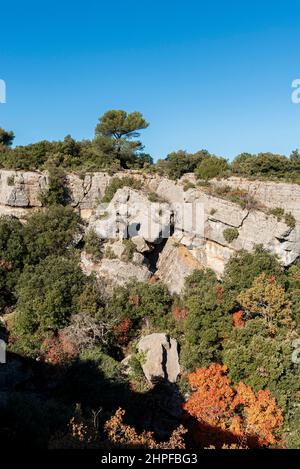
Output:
(137, 333), (180, 384)
(156, 237), (204, 294)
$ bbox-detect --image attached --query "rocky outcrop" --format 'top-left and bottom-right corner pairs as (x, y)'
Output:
(210, 176), (300, 222)
(1, 169), (300, 293)
(0, 170), (47, 219)
(89, 187), (172, 243)
(81, 251), (151, 295)
(137, 333), (180, 383)
(0, 170), (47, 208)
(156, 237), (204, 294)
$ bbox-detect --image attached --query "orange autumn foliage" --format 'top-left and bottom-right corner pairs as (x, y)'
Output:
(50, 407), (187, 449)
(43, 332), (78, 365)
(183, 363), (283, 448)
(128, 295), (140, 306)
(104, 408), (187, 449)
(232, 310), (245, 328)
(172, 305), (189, 321)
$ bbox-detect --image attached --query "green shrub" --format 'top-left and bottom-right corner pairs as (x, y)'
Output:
(268, 208), (296, 228)
(107, 281), (174, 332)
(128, 352), (149, 392)
(223, 227), (239, 243)
(84, 229), (103, 260)
(183, 181), (196, 191)
(231, 152), (291, 179)
(14, 255), (85, 339)
(284, 212), (296, 228)
(77, 281), (104, 317)
(196, 156), (229, 180)
(39, 166), (67, 206)
(0, 216), (26, 310)
(222, 318), (299, 407)
(23, 205), (80, 265)
(7, 175), (15, 186)
(179, 269), (231, 371)
(121, 239), (136, 262)
(268, 207), (285, 221)
(104, 245), (117, 259)
(59, 347), (128, 410)
(155, 150), (211, 180)
(286, 261), (300, 324)
(147, 191), (167, 202)
(80, 347), (122, 381)
(222, 246), (285, 307)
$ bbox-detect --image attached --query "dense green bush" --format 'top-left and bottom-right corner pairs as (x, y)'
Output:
(231, 151), (300, 183)
(107, 281), (174, 332)
(195, 155), (229, 180)
(39, 166), (68, 206)
(60, 347), (128, 410)
(222, 308), (299, 447)
(222, 246), (285, 308)
(80, 347), (123, 380)
(83, 229), (103, 261)
(77, 281), (104, 317)
(179, 269), (231, 370)
(23, 205), (81, 265)
(223, 227), (239, 243)
(0, 140), (55, 170)
(14, 255), (85, 337)
(0, 207), (82, 314)
(0, 216), (25, 310)
(286, 262), (300, 325)
(155, 150), (211, 180)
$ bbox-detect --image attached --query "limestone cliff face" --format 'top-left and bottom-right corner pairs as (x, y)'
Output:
(1, 169), (299, 293)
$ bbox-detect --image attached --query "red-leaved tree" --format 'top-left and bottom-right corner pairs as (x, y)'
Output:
(182, 363), (284, 448)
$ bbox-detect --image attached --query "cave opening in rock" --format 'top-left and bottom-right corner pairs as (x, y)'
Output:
(143, 212), (175, 273)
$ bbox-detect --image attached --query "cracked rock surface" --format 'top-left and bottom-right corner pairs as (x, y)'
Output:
(137, 333), (180, 384)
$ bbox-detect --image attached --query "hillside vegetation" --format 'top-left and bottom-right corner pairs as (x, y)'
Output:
(0, 111), (300, 449)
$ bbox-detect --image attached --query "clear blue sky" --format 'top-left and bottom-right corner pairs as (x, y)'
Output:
(1, 0), (300, 161)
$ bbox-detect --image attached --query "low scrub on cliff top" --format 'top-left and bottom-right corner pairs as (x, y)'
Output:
(1, 112), (300, 186)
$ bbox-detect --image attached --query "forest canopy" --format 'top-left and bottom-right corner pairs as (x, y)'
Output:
(1, 110), (300, 450)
